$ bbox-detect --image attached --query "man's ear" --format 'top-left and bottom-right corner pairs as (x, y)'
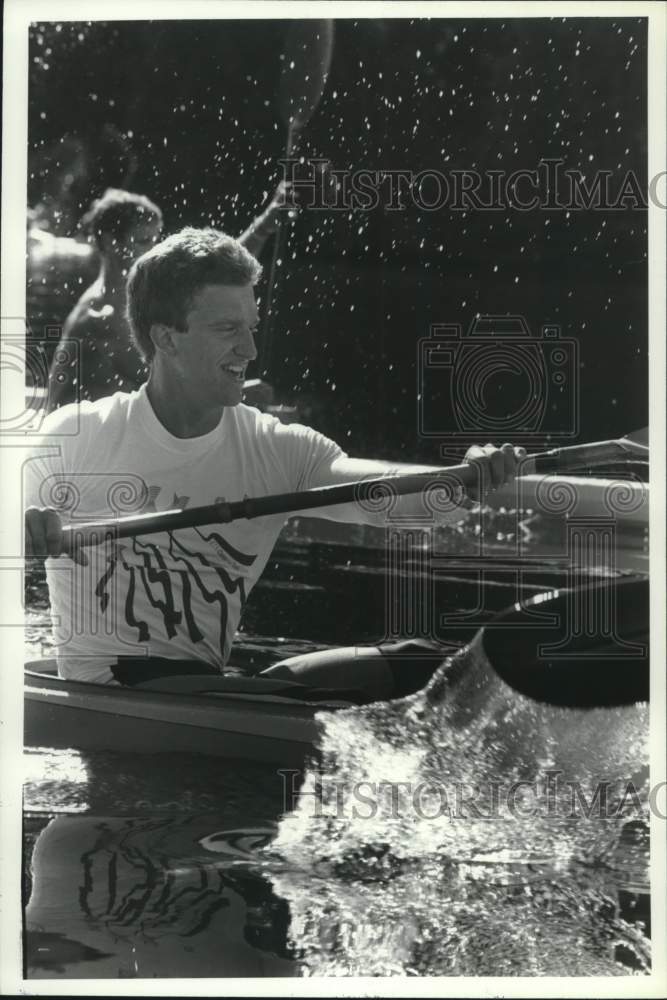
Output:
(149, 323), (178, 356)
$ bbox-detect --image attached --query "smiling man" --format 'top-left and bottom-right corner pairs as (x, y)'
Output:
(127, 230), (261, 435)
(46, 184), (299, 410)
(25, 227), (523, 690)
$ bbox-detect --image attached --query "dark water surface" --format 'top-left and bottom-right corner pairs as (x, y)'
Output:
(23, 513), (650, 978)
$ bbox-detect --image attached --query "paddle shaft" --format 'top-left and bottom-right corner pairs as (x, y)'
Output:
(61, 435), (642, 546)
(260, 21), (334, 375)
(260, 125), (298, 376)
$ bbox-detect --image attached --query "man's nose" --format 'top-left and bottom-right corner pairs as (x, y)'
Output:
(237, 328), (258, 361)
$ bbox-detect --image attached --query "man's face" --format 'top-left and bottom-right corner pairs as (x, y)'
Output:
(170, 283), (259, 406)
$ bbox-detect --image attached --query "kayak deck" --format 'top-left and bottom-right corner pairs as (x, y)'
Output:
(24, 660), (354, 765)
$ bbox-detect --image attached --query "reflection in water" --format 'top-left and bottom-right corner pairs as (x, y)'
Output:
(25, 931), (113, 976)
(25, 815), (294, 979)
(24, 805), (650, 979)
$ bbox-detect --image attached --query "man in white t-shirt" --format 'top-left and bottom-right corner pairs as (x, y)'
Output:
(44, 183), (299, 409)
(25, 227), (524, 692)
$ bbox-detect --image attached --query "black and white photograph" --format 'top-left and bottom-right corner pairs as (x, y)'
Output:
(1, 0), (665, 993)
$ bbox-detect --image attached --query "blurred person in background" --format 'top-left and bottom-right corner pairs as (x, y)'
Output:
(27, 129), (136, 367)
(46, 182), (298, 410)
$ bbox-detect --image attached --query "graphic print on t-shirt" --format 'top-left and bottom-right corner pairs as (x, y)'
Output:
(93, 483), (259, 658)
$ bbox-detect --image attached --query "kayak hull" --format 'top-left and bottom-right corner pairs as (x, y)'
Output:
(24, 578), (650, 762)
(24, 664), (329, 766)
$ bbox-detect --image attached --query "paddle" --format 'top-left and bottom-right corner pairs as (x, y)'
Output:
(61, 428), (647, 547)
(478, 576), (649, 707)
(260, 20), (335, 375)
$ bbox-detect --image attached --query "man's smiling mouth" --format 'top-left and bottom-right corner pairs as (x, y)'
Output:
(220, 364), (246, 382)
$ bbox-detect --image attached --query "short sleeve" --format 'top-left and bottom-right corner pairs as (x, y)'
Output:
(22, 405), (91, 517)
(269, 419), (347, 492)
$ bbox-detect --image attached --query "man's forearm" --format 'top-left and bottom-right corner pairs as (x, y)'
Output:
(303, 456), (473, 527)
(238, 212), (275, 258)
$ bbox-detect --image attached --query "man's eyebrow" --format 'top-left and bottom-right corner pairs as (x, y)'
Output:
(207, 318), (260, 329)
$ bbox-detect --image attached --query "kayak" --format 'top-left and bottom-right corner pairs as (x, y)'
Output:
(24, 577), (649, 764)
(24, 661), (353, 766)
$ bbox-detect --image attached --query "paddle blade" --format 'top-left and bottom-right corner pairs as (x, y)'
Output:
(480, 577), (649, 707)
(278, 20), (334, 131)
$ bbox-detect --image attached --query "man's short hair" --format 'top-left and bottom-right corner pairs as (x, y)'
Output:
(126, 227), (263, 363)
(81, 188), (162, 250)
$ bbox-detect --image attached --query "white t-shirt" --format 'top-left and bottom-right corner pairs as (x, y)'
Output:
(25, 387), (345, 680)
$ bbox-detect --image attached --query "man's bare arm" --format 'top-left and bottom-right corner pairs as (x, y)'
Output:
(238, 181), (299, 258)
(299, 447), (525, 527)
(46, 316), (82, 412)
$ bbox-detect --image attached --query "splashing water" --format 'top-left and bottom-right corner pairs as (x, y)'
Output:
(268, 636), (650, 976)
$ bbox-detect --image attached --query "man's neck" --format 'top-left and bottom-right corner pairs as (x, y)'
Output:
(99, 258), (128, 302)
(145, 368), (224, 439)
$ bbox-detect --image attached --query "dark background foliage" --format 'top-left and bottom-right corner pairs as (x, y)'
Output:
(28, 17), (647, 459)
